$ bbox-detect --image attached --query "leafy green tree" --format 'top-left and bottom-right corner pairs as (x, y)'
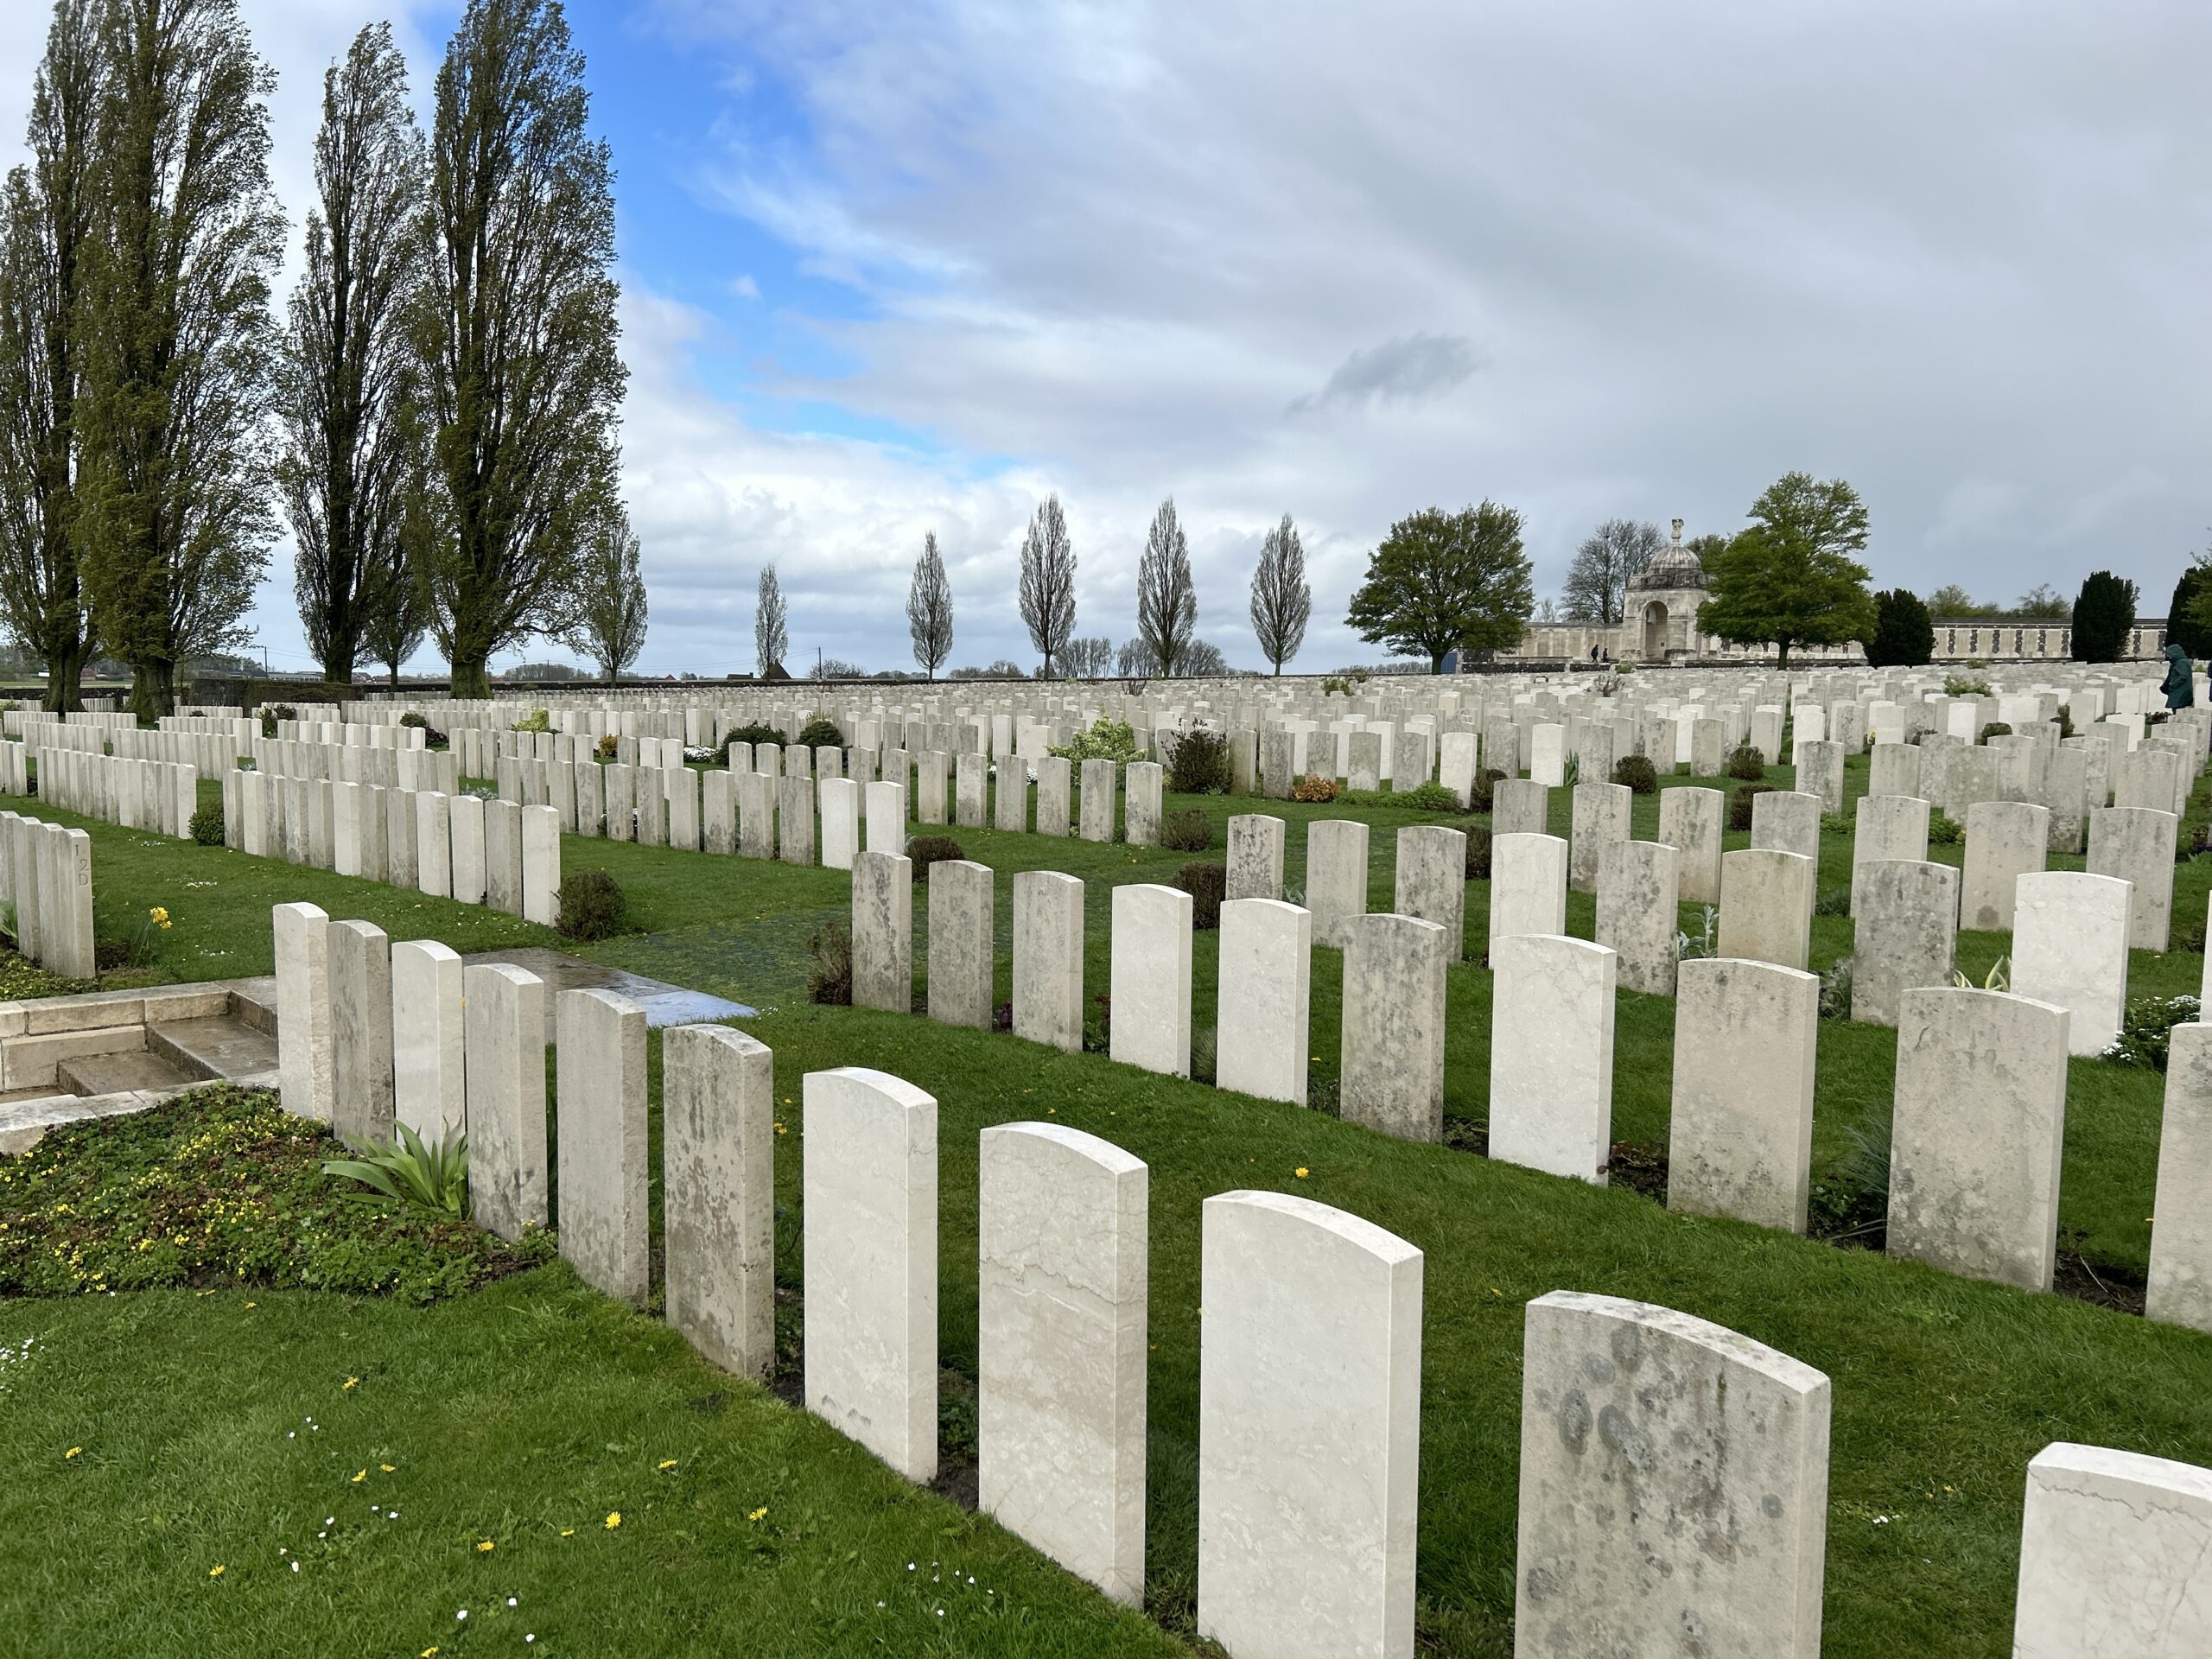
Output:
(1694, 472), (1873, 668)
(416, 0), (624, 699)
(0, 0), (102, 712)
(74, 0), (285, 716)
(1017, 493), (1076, 677)
(1346, 501), (1532, 673)
(2012, 582), (2069, 620)
(1865, 588), (1934, 667)
(1924, 583), (1993, 616)
(2070, 570), (2137, 663)
(278, 22), (425, 687)
(2171, 554), (2212, 660)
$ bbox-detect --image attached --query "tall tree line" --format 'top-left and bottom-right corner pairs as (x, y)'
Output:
(0, 0), (630, 714)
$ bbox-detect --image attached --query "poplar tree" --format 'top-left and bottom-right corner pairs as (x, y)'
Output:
(1018, 493), (1076, 677)
(906, 531), (952, 679)
(563, 504), (645, 683)
(0, 0), (102, 710)
(278, 22), (425, 685)
(1135, 496), (1196, 677)
(75, 0), (285, 715)
(1248, 512), (1310, 675)
(417, 0), (624, 698)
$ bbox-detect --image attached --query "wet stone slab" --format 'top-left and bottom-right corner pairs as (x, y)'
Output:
(462, 947), (754, 1041)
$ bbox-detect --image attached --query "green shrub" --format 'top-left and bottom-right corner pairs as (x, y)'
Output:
(398, 711), (427, 729)
(1290, 772), (1338, 803)
(554, 869), (628, 941)
(597, 734), (620, 761)
(1820, 812), (1853, 837)
(2103, 994), (2202, 1070)
(1164, 728), (1233, 794)
(1613, 755), (1658, 794)
(1928, 811), (1963, 845)
(808, 920), (853, 1004)
(905, 834), (966, 882)
(511, 709), (551, 734)
(189, 803), (225, 846)
(720, 722), (782, 765)
(797, 715), (843, 749)
(1818, 955), (1853, 1020)
(0, 1084), (550, 1301)
(1467, 767), (1508, 811)
(1814, 887), (1851, 916)
(257, 702), (295, 738)
(1980, 722), (2012, 742)
(1395, 781), (1463, 813)
(1726, 744), (1765, 780)
(1728, 783), (1775, 832)
(1161, 808), (1212, 851)
(1175, 861), (1227, 929)
(1051, 716), (1141, 765)
(1943, 675), (1993, 697)
(1462, 822), (1492, 879)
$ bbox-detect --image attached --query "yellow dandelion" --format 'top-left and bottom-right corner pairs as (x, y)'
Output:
(379, 1464), (395, 1472)
(476, 1541), (495, 1554)
(560, 1529), (575, 1538)
(342, 1376), (359, 1390)
(208, 1565), (226, 1579)
(604, 1511), (622, 1530)
(1294, 1167), (1310, 1179)
(747, 1507), (768, 1522)
(351, 1470), (367, 1484)
(65, 1446), (82, 1459)
(657, 1459), (677, 1471)
(422, 1649), (440, 1658)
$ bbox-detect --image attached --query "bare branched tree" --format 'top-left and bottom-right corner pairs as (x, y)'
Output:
(278, 22), (425, 686)
(1135, 495), (1196, 676)
(563, 503), (645, 683)
(906, 530), (952, 679)
(1017, 493), (1076, 676)
(359, 556), (433, 684)
(0, 0), (101, 711)
(1060, 635), (1113, 678)
(754, 562), (787, 676)
(1248, 512), (1310, 676)
(75, 0), (286, 716)
(1562, 518), (1663, 626)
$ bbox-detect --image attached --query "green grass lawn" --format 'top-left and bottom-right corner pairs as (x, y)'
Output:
(5, 747), (2211, 1655)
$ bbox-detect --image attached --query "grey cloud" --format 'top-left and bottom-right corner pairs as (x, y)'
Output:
(1289, 333), (1484, 414)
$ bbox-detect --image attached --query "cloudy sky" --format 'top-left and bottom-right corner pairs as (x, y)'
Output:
(2, 0), (2207, 677)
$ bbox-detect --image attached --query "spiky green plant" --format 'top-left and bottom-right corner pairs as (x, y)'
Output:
(322, 1124), (467, 1217)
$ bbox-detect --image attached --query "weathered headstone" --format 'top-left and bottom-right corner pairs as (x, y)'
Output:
(464, 962), (548, 1241)
(1488, 933), (1616, 1184)
(272, 902), (333, 1122)
(327, 920), (395, 1147)
(1889, 986), (2069, 1290)
(851, 849), (914, 1013)
(1392, 823), (1466, 960)
(804, 1066), (938, 1483)
(1669, 957), (1819, 1231)
(1013, 869), (1084, 1052)
(2149, 1022), (2212, 1334)
(1516, 1292), (1830, 1659)
(1217, 898), (1311, 1106)
(2012, 1442), (2212, 1659)
(1305, 818), (1370, 950)
(391, 939), (465, 1140)
(1339, 912), (1447, 1141)
(979, 1122), (1147, 1605)
(556, 988), (650, 1306)
(1851, 859), (1959, 1026)
(1595, 837), (1679, 995)
(2088, 804), (2177, 950)
(926, 858), (994, 1028)
(1225, 813), (1285, 901)
(1717, 848), (1813, 970)
(1198, 1192), (1421, 1659)
(1960, 799), (2050, 931)
(1657, 785), (1725, 904)
(2012, 870), (2131, 1056)
(664, 1023), (776, 1379)
(1567, 780), (1630, 894)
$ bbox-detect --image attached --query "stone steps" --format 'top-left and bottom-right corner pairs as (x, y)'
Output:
(148, 1014), (277, 1084)
(58, 1049), (196, 1096)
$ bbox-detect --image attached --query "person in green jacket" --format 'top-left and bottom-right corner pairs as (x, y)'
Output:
(2164, 640), (2196, 709)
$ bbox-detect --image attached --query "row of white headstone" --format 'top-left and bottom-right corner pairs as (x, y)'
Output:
(232, 773), (558, 925)
(9, 742), (199, 840)
(264, 896), (2212, 1659)
(845, 826), (2212, 1332)
(0, 810), (93, 978)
